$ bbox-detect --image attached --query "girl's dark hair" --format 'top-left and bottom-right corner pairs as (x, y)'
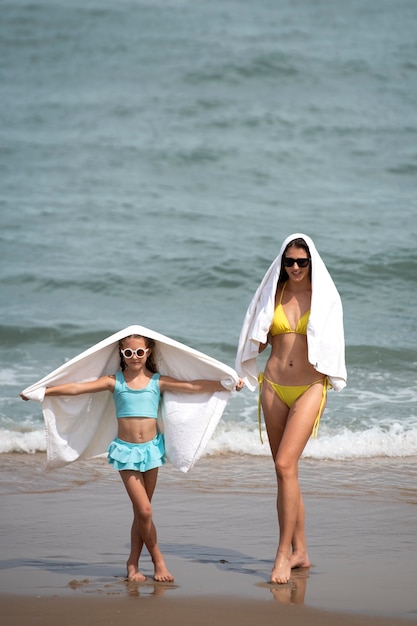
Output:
(118, 335), (158, 372)
(278, 237), (312, 284)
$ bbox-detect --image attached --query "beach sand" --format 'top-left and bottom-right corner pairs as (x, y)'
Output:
(1, 453), (416, 625)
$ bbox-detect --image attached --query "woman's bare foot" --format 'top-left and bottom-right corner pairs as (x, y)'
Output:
(127, 562), (146, 582)
(270, 553), (291, 584)
(153, 559), (174, 583)
(290, 549), (310, 570)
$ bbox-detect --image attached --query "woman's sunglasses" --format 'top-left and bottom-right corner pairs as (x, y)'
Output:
(283, 257), (310, 268)
(120, 348), (150, 359)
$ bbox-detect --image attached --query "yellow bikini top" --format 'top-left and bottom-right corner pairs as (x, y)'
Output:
(270, 282), (310, 336)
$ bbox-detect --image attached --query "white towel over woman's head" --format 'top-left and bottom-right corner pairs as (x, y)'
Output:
(235, 233), (347, 392)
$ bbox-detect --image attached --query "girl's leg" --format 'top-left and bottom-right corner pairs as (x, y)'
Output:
(127, 513), (145, 582)
(120, 468), (174, 582)
(262, 381), (324, 584)
(125, 467), (158, 582)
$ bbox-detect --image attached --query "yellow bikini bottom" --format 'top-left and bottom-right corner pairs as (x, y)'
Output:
(258, 373), (329, 443)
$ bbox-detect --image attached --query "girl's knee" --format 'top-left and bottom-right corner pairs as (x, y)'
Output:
(135, 503), (153, 522)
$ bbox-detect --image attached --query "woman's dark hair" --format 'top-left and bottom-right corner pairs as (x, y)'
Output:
(278, 237), (312, 284)
(118, 335), (158, 372)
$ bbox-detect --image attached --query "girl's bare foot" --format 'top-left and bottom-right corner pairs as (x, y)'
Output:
(153, 559), (174, 582)
(127, 562), (146, 582)
(270, 553), (291, 584)
(290, 549), (310, 570)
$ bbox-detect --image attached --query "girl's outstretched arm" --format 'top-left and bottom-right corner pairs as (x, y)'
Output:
(159, 377), (244, 394)
(20, 375), (115, 401)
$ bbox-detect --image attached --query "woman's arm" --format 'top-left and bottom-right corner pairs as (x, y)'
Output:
(20, 375), (115, 401)
(259, 332), (271, 353)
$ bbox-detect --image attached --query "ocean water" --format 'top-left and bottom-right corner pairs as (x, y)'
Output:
(1, 0), (417, 473)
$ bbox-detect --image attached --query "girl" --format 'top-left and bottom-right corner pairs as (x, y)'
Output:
(21, 333), (244, 583)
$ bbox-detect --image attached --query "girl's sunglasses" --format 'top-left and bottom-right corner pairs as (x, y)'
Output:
(120, 348), (150, 359)
(283, 257), (310, 268)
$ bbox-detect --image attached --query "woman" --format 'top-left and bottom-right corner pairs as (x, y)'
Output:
(235, 233), (346, 585)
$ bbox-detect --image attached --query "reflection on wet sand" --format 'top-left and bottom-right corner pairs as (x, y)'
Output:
(125, 578), (178, 598)
(270, 567), (309, 605)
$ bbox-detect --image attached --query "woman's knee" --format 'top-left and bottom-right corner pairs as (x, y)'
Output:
(274, 455), (297, 480)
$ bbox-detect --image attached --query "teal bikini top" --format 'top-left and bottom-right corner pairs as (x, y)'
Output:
(113, 371), (161, 419)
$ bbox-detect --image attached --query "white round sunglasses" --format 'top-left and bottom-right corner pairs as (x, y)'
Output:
(120, 347), (150, 359)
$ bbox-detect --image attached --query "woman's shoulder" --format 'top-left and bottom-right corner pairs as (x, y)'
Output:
(274, 280), (287, 303)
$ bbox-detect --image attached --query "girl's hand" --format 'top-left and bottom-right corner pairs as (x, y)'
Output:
(235, 379), (245, 392)
(20, 393), (29, 401)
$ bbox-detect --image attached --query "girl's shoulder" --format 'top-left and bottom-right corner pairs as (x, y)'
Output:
(150, 372), (161, 389)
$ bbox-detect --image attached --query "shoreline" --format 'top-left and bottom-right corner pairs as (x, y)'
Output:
(1, 454), (417, 623)
(1, 593), (414, 626)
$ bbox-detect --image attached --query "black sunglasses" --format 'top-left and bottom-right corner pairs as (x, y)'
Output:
(283, 257), (310, 268)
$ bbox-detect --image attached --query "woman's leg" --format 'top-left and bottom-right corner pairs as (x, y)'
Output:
(262, 381), (325, 584)
(120, 468), (174, 582)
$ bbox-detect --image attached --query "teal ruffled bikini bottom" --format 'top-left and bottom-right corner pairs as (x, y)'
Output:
(107, 433), (165, 472)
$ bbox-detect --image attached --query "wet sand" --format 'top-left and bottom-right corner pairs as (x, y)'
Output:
(1, 454), (417, 624)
